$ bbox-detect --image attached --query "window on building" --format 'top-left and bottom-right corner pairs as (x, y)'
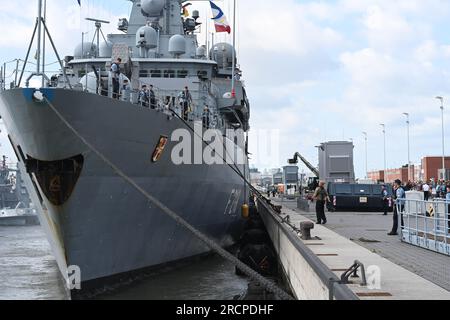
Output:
(164, 70), (175, 78)
(150, 70), (162, 78)
(177, 70), (188, 78)
(197, 70), (208, 80)
(139, 70), (148, 77)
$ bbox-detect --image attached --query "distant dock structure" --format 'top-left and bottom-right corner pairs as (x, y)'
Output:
(318, 141), (355, 185)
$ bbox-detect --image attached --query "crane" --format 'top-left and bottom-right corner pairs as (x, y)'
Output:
(289, 152), (319, 177)
(288, 152), (319, 193)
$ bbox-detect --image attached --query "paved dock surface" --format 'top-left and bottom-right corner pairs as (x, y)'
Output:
(272, 198), (450, 299)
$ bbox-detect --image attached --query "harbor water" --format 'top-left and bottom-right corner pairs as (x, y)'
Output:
(0, 226), (248, 300)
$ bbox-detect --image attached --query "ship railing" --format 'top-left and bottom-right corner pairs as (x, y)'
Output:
(128, 84), (217, 127)
(398, 199), (450, 256)
(69, 74), (217, 127)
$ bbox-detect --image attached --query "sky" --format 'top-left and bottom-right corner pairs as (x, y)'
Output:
(2, 0), (450, 178)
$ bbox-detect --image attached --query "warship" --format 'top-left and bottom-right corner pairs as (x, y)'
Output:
(0, 156), (38, 226)
(0, 0), (250, 294)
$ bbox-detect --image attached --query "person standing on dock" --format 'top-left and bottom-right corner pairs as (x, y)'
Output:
(313, 181), (330, 225)
(381, 185), (389, 216)
(388, 179), (405, 236)
(446, 185), (450, 233)
(423, 181), (430, 201)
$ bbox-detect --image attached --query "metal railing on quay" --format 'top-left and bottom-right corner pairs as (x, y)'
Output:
(399, 199), (450, 256)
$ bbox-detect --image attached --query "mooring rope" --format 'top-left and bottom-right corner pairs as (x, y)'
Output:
(43, 96), (294, 300)
(167, 107), (268, 202)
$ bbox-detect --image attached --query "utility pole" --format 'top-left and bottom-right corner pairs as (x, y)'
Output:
(436, 97), (445, 179)
(362, 132), (368, 179)
(403, 113), (410, 181)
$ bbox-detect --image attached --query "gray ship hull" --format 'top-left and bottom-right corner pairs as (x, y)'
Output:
(0, 88), (246, 291)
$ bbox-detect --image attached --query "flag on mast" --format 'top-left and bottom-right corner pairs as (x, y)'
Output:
(182, 3), (191, 17)
(77, 0), (81, 6)
(209, 1), (231, 34)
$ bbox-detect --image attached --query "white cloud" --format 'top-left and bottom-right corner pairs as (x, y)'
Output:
(238, 0), (344, 56)
(2, 0), (450, 178)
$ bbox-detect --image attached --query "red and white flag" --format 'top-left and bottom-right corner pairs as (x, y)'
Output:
(209, 1), (231, 34)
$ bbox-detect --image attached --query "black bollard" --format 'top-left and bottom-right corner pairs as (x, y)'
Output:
(300, 221), (314, 240)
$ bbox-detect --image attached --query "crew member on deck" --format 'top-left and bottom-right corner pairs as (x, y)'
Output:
(202, 106), (210, 128)
(121, 80), (131, 102)
(179, 86), (192, 121)
(139, 85), (149, 107)
(111, 58), (122, 100)
(149, 85), (156, 109)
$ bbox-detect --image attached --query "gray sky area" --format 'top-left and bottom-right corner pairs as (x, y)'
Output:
(2, 0), (450, 178)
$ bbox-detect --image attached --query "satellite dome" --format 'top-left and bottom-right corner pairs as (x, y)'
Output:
(209, 42), (236, 67)
(99, 41), (113, 58)
(196, 46), (206, 58)
(136, 26), (158, 49)
(168, 35), (186, 56)
(74, 42), (97, 59)
(141, 0), (165, 17)
(79, 72), (99, 93)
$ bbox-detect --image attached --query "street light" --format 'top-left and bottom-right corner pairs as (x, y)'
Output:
(436, 96), (445, 179)
(380, 124), (387, 182)
(362, 132), (368, 179)
(403, 113), (410, 181)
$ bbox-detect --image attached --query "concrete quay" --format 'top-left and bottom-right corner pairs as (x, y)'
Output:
(257, 197), (450, 300)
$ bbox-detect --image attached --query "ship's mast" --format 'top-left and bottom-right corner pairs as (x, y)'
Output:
(42, 0), (47, 87)
(231, 0), (236, 98)
(18, 0), (71, 89)
(36, 0), (43, 87)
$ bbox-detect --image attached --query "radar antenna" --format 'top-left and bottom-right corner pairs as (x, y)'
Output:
(85, 18), (111, 58)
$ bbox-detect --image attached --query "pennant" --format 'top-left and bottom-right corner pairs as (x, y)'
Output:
(209, 1), (231, 34)
(182, 3), (191, 17)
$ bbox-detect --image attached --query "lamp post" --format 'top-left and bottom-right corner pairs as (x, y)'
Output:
(362, 132), (368, 179)
(380, 124), (387, 182)
(436, 97), (445, 179)
(403, 113), (410, 181)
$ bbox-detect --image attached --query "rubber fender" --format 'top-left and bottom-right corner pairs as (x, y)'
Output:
(236, 244), (278, 277)
(243, 218), (265, 231)
(249, 205), (259, 218)
(239, 229), (270, 245)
